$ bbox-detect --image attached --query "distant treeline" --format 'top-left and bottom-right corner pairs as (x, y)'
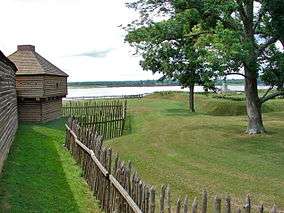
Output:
(68, 79), (264, 88)
(68, 80), (180, 88)
(216, 79), (265, 86)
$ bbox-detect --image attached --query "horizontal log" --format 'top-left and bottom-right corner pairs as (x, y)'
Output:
(0, 61), (17, 173)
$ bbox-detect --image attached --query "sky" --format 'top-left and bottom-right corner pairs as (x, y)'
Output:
(0, 0), (161, 82)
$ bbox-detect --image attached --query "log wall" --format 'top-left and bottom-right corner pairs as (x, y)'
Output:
(42, 98), (62, 122)
(43, 75), (67, 97)
(18, 99), (42, 122)
(18, 98), (62, 122)
(0, 59), (18, 173)
(16, 75), (67, 98)
(16, 75), (44, 98)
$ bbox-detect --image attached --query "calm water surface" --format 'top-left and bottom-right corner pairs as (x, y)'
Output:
(67, 85), (269, 98)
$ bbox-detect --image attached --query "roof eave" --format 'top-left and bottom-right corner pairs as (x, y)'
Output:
(0, 51), (18, 72)
(16, 73), (68, 77)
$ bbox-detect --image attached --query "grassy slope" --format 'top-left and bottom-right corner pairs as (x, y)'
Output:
(0, 119), (101, 212)
(106, 93), (284, 208)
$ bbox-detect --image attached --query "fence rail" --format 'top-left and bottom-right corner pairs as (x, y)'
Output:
(65, 118), (280, 213)
(63, 100), (127, 140)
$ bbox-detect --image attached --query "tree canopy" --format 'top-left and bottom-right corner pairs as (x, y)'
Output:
(125, 2), (217, 111)
(125, 0), (284, 133)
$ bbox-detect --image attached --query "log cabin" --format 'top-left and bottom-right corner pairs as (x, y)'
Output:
(8, 45), (68, 122)
(0, 50), (18, 173)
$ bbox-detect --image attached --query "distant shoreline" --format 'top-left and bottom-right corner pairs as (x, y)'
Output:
(68, 79), (250, 88)
(68, 84), (246, 89)
(68, 84), (180, 88)
(66, 85), (269, 99)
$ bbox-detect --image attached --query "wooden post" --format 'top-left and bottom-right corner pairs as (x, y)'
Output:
(176, 198), (181, 213)
(141, 183), (146, 212)
(160, 185), (166, 213)
(201, 190), (207, 213)
(225, 196), (231, 213)
(214, 196), (221, 213)
(144, 185), (150, 213)
(114, 196), (121, 213)
(270, 205), (277, 213)
(191, 197), (198, 213)
(258, 204), (264, 213)
(183, 196), (189, 213)
(138, 181), (143, 208)
(149, 187), (156, 213)
(106, 148), (112, 213)
(244, 195), (251, 213)
(165, 186), (171, 213)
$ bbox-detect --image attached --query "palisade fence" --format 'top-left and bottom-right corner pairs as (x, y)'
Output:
(62, 100), (127, 140)
(65, 118), (280, 213)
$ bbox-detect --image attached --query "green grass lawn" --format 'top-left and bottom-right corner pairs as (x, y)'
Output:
(105, 92), (284, 209)
(0, 119), (101, 212)
(1, 92), (283, 211)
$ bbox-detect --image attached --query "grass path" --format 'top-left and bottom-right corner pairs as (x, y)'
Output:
(107, 93), (284, 209)
(0, 119), (101, 212)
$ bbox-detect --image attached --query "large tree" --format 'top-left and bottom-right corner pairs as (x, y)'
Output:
(126, 0), (284, 134)
(192, 0), (284, 134)
(125, 2), (216, 112)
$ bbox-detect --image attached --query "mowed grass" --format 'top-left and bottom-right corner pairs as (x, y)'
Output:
(106, 92), (284, 209)
(0, 119), (101, 212)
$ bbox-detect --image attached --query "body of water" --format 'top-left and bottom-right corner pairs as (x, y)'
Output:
(66, 85), (269, 98)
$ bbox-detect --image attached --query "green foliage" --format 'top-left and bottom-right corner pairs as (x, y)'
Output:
(126, 0), (283, 84)
(68, 80), (180, 88)
(263, 0), (284, 46)
(125, 0), (220, 113)
(195, 21), (247, 74)
(261, 46), (284, 90)
(126, 0), (284, 132)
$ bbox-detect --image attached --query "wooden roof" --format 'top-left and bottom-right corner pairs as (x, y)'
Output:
(0, 50), (17, 72)
(8, 45), (68, 77)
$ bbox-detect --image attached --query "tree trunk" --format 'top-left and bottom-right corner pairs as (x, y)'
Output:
(277, 83), (284, 91)
(280, 38), (284, 49)
(189, 85), (195, 112)
(244, 69), (265, 134)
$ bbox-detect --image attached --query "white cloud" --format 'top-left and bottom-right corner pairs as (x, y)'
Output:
(0, 0), (161, 81)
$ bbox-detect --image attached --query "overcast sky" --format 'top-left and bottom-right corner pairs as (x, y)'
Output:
(0, 0), (161, 82)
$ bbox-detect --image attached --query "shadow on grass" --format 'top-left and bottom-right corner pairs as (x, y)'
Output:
(163, 108), (200, 117)
(0, 121), (81, 212)
(123, 114), (133, 136)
